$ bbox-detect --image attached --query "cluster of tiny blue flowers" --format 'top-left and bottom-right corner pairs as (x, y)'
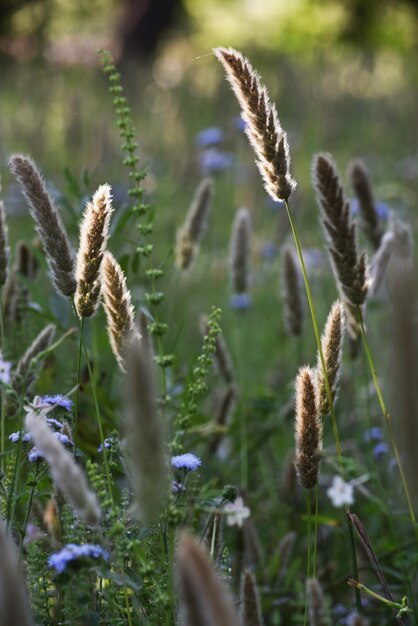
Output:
(98, 437), (114, 453)
(9, 408), (73, 463)
(42, 394), (73, 411)
(350, 198), (390, 220)
(195, 126), (234, 175)
(171, 453), (202, 472)
(363, 427), (389, 460)
(48, 543), (109, 574)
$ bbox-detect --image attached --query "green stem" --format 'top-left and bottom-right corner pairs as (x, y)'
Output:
(81, 339), (114, 505)
(6, 398), (26, 529)
(312, 483), (319, 578)
(346, 509), (362, 613)
(0, 287), (4, 466)
(19, 472), (37, 563)
(303, 489), (312, 626)
(73, 314), (84, 456)
(356, 307), (417, 539)
(284, 200), (343, 465)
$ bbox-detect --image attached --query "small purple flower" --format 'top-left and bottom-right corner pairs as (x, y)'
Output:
(42, 395), (73, 411)
(171, 453), (202, 472)
(230, 293), (251, 310)
(28, 447), (43, 463)
(196, 127), (224, 148)
(363, 426), (383, 442)
(46, 418), (64, 430)
(373, 442), (389, 460)
(54, 432), (73, 447)
(199, 149), (234, 175)
(48, 543), (109, 574)
(98, 438), (113, 453)
(172, 481), (185, 494)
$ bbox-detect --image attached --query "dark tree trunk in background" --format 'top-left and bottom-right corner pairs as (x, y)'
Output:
(0, 0), (38, 35)
(118, 0), (186, 59)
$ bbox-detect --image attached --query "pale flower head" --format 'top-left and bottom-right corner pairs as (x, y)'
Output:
(223, 496), (250, 528)
(327, 475), (354, 507)
(0, 351), (12, 385)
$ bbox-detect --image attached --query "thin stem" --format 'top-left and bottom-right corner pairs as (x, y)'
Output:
(19, 471), (38, 562)
(312, 483), (319, 578)
(303, 489), (312, 626)
(284, 200), (343, 465)
(0, 287), (4, 465)
(346, 509), (362, 613)
(123, 588), (133, 626)
(73, 314), (84, 456)
(356, 306), (418, 538)
(82, 340), (114, 505)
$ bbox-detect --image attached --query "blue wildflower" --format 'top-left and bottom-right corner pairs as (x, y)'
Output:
(42, 395), (73, 411)
(172, 480), (185, 494)
(199, 149), (233, 175)
(373, 442), (389, 460)
(363, 426), (383, 442)
(171, 453), (202, 472)
(98, 438), (113, 453)
(196, 127), (224, 148)
(54, 432), (73, 447)
(46, 417), (64, 430)
(230, 293), (251, 310)
(48, 543), (109, 574)
(28, 448), (43, 463)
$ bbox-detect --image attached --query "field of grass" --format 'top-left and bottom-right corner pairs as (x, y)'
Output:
(0, 27), (418, 626)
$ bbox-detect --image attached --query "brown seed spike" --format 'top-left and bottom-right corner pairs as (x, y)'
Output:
(75, 184), (114, 318)
(313, 153), (368, 306)
(9, 154), (76, 297)
(101, 252), (137, 371)
(316, 301), (345, 415)
(241, 570), (264, 626)
(281, 243), (304, 336)
(294, 366), (322, 489)
(214, 47), (296, 201)
(348, 159), (382, 250)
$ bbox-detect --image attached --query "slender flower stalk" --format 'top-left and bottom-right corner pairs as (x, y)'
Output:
(307, 578), (326, 626)
(176, 177), (214, 270)
(200, 314), (235, 383)
(214, 47), (296, 201)
(9, 154), (76, 297)
(75, 183), (114, 318)
(25, 406), (101, 526)
(316, 301), (345, 415)
(101, 251), (138, 370)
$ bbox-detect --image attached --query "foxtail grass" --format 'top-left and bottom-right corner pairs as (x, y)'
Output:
(230, 207), (252, 298)
(176, 177), (213, 270)
(348, 158), (383, 250)
(281, 243), (304, 336)
(241, 569), (264, 626)
(9, 154), (76, 297)
(75, 183), (114, 318)
(316, 301), (345, 415)
(0, 520), (33, 626)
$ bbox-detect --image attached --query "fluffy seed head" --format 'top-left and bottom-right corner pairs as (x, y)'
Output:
(101, 251), (137, 371)
(124, 335), (168, 520)
(177, 531), (240, 626)
(241, 570), (264, 626)
(9, 154), (76, 297)
(176, 178), (213, 270)
(313, 153), (368, 306)
(214, 47), (296, 201)
(13, 324), (56, 394)
(281, 243), (304, 336)
(316, 301), (345, 415)
(368, 230), (395, 296)
(75, 183), (114, 317)
(307, 578), (326, 626)
(230, 208), (251, 295)
(348, 159), (383, 250)
(0, 521), (33, 626)
(25, 409), (101, 526)
(295, 366), (322, 489)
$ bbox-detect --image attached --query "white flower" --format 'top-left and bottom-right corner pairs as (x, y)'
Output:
(326, 475), (354, 507)
(0, 352), (12, 385)
(223, 496), (250, 528)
